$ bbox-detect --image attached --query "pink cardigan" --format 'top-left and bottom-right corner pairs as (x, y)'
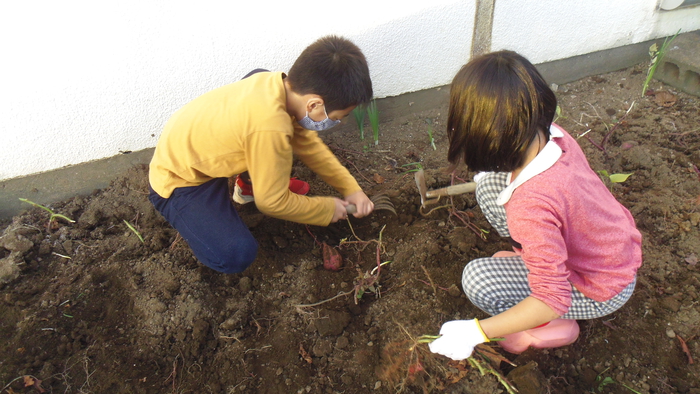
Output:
(504, 125), (642, 315)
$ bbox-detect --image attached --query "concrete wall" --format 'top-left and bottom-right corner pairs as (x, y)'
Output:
(491, 1), (695, 63)
(2, 0), (699, 182)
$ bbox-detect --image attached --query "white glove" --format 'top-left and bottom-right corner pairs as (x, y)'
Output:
(428, 319), (490, 360)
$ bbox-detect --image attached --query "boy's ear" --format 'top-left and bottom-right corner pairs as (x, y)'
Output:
(304, 96), (324, 113)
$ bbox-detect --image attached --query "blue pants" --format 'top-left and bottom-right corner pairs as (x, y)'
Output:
(149, 178), (258, 273)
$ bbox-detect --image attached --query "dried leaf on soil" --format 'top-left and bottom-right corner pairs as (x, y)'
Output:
(22, 375), (46, 393)
(653, 90), (677, 107)
(677, 335), (694, 365)
(299, 344), (313, 364)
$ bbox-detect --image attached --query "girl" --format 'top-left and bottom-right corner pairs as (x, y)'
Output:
(429, 51), (642, 359)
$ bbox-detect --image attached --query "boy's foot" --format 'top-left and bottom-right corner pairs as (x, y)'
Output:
(288, 177), (310, 195)
(233, 176), (255, 204)
(233, 176), (310, 204)
(499, 319), (580, 354)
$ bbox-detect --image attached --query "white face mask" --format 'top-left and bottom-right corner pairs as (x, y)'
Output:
(297, 106), (340, 131)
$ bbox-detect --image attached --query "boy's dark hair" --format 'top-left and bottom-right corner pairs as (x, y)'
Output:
(287, 35), (373, 112)
(447, 50), (557, 173)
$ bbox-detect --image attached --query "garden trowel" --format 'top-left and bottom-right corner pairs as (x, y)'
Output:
(414, 169), (476, 207)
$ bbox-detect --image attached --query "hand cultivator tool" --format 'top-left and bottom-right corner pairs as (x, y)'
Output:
(346, 194), (396, 215)
(414, 169), (476, 208)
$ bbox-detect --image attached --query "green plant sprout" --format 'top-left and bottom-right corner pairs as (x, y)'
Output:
(415, 334), (441, 344)
(19, 198), (75, 227)
(352, 106), (366, 140)
(367, 98), (380, 146)
(370, 260), (392, 276)
(478, 228), (490, 239)
(400, 162), (423, 173)
(354, 270), (379, 301)
(642, 29), (680, 96)
(598, 170), (633, 192)
(123, 220), (145, 243)
(595, 368), (642, 393)
(553, 105), (564, 123)
(425, 119), (437, 150)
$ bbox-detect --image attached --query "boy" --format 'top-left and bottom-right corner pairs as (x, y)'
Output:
(148, 35), (375, 274)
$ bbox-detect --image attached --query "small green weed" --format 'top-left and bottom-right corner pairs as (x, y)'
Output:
(19, 198), (75, 229)
(400, 162), (423, 173)
(595, 368), (642, 393)
(123, 220), (145, 243)
(554, 105), (565, 123)
(352, 106), (366, 140)
(425, 119), (437, 150)
(354, 262), (391, 302)
(367, 99), (380, 146)
(596, 374), (615, 392)
(642, 29), (680, 96)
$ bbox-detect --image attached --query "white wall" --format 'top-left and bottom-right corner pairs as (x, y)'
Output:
(491, 1), (700, 63)
(1, 0), (698, 181)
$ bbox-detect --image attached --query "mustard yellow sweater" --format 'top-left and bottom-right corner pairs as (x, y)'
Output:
(149, 72), (361, 226)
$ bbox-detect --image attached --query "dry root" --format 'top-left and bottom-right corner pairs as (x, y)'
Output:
(376, 324), (518, 393)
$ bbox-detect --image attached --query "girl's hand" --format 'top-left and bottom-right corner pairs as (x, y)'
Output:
(428, 319), (489, 360)
(344, 191), (374, 218)
(330, 198), (350, 223)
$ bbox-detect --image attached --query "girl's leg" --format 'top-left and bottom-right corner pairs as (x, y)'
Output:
(462, 254), (530, 316)
(475, 172), (510, 237)
(462, 254), (637, 319)
(562, 279), (636, 320)
(149, 178), (258, 274)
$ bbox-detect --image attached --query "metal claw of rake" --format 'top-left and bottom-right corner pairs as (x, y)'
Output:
(346, 193), (396, 215)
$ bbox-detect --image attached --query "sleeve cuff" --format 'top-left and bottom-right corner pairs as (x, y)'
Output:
(474, 318), (490, 342)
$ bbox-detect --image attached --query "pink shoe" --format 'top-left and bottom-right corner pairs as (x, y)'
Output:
(499, 319), (580, 354)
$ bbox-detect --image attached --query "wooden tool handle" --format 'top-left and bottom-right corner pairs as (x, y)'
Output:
(425, 182), (477, 198)
(346, 204), (357, 214)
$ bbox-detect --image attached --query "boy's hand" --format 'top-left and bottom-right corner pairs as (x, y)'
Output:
(331, 198), (350, 223)
(344, 191), (374, 218)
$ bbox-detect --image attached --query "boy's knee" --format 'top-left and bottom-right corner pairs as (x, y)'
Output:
(207, 239), (258, 274)
(221, 244), (258, 274)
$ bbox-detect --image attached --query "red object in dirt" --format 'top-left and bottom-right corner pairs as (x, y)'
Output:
(322, 242), (343, 271)
(408, 360), (425, 375)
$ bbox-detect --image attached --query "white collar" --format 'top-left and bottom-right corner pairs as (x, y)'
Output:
(496, 124), (564, 205)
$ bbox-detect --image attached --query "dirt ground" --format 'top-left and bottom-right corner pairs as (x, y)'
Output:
(2, 62), (700, 394)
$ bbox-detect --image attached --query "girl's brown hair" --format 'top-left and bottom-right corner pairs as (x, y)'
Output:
(447, 50), (557, 172)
